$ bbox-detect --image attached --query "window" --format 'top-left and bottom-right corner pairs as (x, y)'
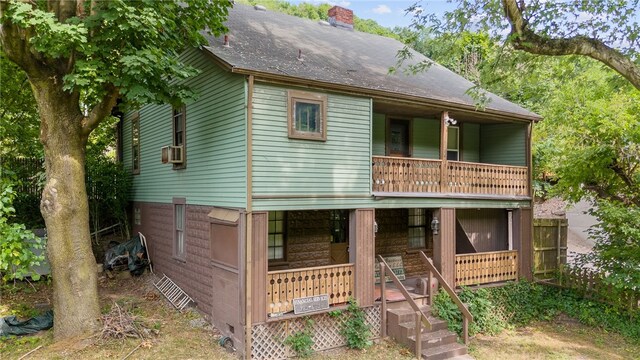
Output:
(408, 208), (428, 249)
(387, 118), (411, 157)
(288, 90), (327, 141)
(131, 114), (140, 174)
(174, 199), (186, 260)
(447, 126), (459, 161)
(330, 210), (349, 243)
(268, 211), (286, 261)
(172, 106), (186, 169)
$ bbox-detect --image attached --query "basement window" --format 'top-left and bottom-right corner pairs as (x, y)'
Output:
(288, 90), (327, 141)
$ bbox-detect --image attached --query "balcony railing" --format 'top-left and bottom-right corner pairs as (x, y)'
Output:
(267, 263), (354, 315)
(455, 250), (518, 286)
(372, 156), (529, 197)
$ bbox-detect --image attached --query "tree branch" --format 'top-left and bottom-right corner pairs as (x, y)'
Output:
(502, 0), (640, 90)
(82, 87), (119, 136)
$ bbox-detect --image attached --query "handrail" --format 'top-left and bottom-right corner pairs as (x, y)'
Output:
(418, 251), (473, 344)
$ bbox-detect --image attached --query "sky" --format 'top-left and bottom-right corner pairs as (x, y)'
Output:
(287, 0), (454, 29)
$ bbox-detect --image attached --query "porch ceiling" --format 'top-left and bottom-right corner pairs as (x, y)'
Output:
(373, 100), (528, 124)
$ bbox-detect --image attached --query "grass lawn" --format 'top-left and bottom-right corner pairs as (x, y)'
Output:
(1, 274), (638, 359)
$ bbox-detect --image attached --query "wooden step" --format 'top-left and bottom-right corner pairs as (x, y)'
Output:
(406, 329), (458, 349)
(386, 305), (432, 326)
(394, 317), (449, 340)
(421, 342), (468, 360)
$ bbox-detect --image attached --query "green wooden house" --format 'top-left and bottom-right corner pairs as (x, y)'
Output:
(122, 4), (539, 359)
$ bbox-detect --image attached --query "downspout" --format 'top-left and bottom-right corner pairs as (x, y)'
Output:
(244, 74), (254, 359)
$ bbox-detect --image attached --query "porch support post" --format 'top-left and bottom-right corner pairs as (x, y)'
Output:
(251, 212), (268, 323)
(440, 111), (449, 192)
(512, 208), (533, 281)
(350, 208), (375, 307)
(433, 208), (456, 287)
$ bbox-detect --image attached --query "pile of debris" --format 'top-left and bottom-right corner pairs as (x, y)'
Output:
(99, 302), (157, 341)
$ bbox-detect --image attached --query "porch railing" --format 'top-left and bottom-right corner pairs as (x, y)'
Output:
(372, 156), (529, 197)
(372, 156), (441, 193)
(455, 250), (518, 286)
(447, 161), (528, 196)
(267, 263), (354, 315)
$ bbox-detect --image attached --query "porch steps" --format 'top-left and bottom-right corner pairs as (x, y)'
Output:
(387, 305), (470, 360)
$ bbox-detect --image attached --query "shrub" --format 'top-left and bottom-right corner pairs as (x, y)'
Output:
(0, 171), (44, 282)
(341, 298), (372, 349)
(284, 318), (314, 358)
(432, 281), (640, 343)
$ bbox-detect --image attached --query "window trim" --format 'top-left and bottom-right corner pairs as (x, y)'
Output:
(131, 113), (140, 175)
(173, 197), (186, 261)
(268, 211), (287, 263)
(287, 90), (327, 141)
(330, 210), (349, 244)
(386, 117), (413, 157)
(172, 106), (187, 170)
(447, 125), (459, 161)
(408, 208), (430, 250)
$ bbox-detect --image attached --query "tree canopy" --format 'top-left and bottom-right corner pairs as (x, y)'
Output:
(407, 0), (640, 89)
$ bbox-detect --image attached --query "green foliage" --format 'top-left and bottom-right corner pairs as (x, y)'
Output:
(340, 298), (372, 350)
(2, 0), (232, 110)
(432, 281), (640, 342)
(86, 150), (132, 236)
(239, 0), (401, 40)
(0, 169), (44, 282)
(408, 1), (639, 66)
(574, 201), (640, 294)
(284, 318), (315, 358)
(0, 51), (41, 158)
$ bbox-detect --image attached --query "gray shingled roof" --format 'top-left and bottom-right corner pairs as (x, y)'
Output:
(203, 4), (540, 121)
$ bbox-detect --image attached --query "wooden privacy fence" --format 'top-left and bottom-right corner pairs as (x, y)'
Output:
(455, 250), (518, 286)
(371, 155), (529, 197)
(267, 263), (354, 315)
(558, 267), (639, 311)
(533, 218), (568, 280)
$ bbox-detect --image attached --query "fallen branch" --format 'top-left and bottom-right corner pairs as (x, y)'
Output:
(121, 342), (143, 360)
(18, 345), (43, 360)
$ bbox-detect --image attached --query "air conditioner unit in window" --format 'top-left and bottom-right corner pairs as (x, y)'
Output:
(161, 145), (183, 164)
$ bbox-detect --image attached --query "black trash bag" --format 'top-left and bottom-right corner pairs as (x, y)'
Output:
(0, 310), (53, 337)
(104, 234), (149, 276)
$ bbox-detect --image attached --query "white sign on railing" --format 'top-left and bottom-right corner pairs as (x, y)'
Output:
(293, 294), (330, 315)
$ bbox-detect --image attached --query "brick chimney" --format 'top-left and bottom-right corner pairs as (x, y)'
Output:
(328, 6), (354, 31)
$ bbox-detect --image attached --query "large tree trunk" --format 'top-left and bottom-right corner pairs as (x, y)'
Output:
(30, 74), (101, 339)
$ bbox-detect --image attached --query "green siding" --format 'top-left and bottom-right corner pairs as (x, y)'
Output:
(251, 84), (371, 199)
(122, 48), (247, 207)
(413, 118), (440, 159)
(480, 123), (527, 166)
(372, 113), (385, 156)
(461, 123), (480, 162)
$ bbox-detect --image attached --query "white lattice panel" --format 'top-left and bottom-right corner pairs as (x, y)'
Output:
(251, 305), (381, 359)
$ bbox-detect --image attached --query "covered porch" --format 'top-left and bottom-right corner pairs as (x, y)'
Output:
(254, 207), (529, 320)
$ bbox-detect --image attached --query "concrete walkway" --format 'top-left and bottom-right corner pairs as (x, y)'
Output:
(565, 200), (598, 262)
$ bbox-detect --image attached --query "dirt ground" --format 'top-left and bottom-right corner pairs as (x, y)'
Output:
(2, 273), (639, 360)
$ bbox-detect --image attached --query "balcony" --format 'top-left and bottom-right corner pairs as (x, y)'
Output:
(372, 156), (529, 198)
